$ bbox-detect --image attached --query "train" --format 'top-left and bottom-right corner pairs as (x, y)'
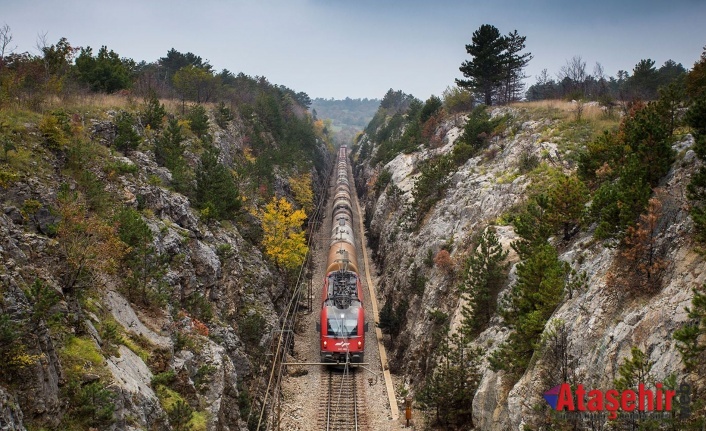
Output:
(316, 146), (368, 365)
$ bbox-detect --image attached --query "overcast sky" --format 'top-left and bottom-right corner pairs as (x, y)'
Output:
(3, 0), (706, 100)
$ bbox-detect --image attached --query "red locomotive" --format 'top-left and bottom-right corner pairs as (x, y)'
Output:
(317, 146), (368, 364)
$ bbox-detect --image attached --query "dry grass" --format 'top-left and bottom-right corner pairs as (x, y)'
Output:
(510, 99), (617, 122)
(38, 93), (215, 116)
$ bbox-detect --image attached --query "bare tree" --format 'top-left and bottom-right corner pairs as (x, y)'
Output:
(558, 55), (587, 83)
(593, 61), (605, 81)
(557, 55), (587, 98)
(0, 24), (16, 64)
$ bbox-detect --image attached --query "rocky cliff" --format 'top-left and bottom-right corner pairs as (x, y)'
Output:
(0, 100), (331, 430)
(353, 102), (703, 429)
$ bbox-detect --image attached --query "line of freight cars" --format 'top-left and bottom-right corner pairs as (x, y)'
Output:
(316, 146), (368, 364)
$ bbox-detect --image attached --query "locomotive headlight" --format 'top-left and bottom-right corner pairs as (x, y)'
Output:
(323, 340), (328, 348)
(357, 340), (362, 349)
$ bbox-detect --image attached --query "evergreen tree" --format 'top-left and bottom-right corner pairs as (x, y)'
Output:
(214, 101), (234, 128)
(168, 399), (194, 431)
(154, 117), (191, 192)
(686, 46), (706, 99)
(687, 94), (706, 243)
(155, 117), (185, 168)
(628, 59), (659, 100)
(546, 173), (589, 240)
(187, 104), (209, 138)
(491, 243), (566, 376)
(460, 227), (508, 336)
(195, 146), (241, 220)
(416, 331), (482, 428)
(501, 30), (532, 103)
(114, 111), (141, 153)
(420, 95), (443, 123)
(510, 194), (554, 258)
(74, 45), (133, 93)
(457, 24), (508, 106)
(115, 208), (165, 305)
(674, 284), (706, 371)
(141, 89), (166, 130)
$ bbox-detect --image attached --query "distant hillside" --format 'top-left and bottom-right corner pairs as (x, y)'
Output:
(311, 97), (380, 145)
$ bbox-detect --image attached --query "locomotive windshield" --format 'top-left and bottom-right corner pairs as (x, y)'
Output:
(327, 318), (358, 337)
(325, 306), (360, 338)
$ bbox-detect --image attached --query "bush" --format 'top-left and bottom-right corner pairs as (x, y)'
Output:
(187, 104), (209, 138)
(517, 151), (539, 174)
(442, 86), (474, 114)
(412, 155), (453, 223)
(151, 370), (177, 387)
(378, 297), (408, 336)
(141, 90), (166, 130)
(114, 111), (141, 153)
(374, 168), (392, 195)
(39, 114), (70, 151)
(434, 250), (455, 275)
(214, 101), (234, 128)
(458, 105), (503, 156)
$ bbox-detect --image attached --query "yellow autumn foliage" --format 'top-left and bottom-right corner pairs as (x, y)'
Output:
(260, 197), (308, 270)
(289, 172), (314, 215)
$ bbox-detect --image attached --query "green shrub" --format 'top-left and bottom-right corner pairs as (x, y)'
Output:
(114, 111), (141, 153)
(458, 105), (503, 159)
(141, 90), (166, 130)
(104, 159), (138, 176)
(151, 370), (177, 387)
(39, 114), (70, 151)
(517, 151), (539, 174)
(214, 101), (234, 128)
(238, 312), (266, 348)
(411, 155), (453, 223)
(187, 105), (209, 138)
(374, 168), (392, 195)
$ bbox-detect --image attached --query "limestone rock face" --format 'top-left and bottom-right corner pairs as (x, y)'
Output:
(107, 346), (164, 429)
(355, 107), (702, 430)
(0, 386), (26, 431)
(0, 107), (330, 430)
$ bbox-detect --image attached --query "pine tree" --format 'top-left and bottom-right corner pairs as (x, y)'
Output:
(195, 146), (241, 220)
(674, 283), (706, 372)
(457, 24), (508, 106)
(687, 94), (706, 243)
(492, 243), (566, 376)
(115, 207), (165, 305)
(546, 173), (589, 240)
(155, 117), (184, 169)
(155, 117), (191, 192)
(214, 101), (234, 128)
(141, 89), (166, 130)
(460, 227), (509, 336)
(114, 111), (141, 153)
(501, 30), (532, 103)
(416, 331), (482, 427)
(187, 104), (209, 138)
(511, 194), (554, 258)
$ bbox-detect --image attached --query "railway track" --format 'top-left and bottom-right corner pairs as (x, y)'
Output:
(317, 366), (368, 431)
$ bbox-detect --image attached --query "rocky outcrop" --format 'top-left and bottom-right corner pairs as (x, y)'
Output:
(0, 103), (331, 430)
(0, 386), (25, 431)
(355, 107), (703, 429)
